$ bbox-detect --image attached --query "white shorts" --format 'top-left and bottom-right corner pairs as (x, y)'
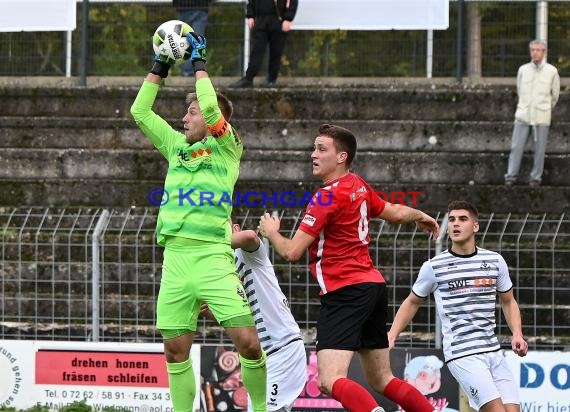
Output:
(248, 339), (307, 412)
(447, 350), (519, 410)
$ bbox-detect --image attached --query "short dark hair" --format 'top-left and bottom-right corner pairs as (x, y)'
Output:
(318, 124), (357, 166)
(185, 91), (234, 121)
(447, 200), (479, 220)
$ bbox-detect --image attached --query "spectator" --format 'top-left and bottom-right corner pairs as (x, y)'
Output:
(174, 0), (213, 77)
(504, 39), (560, 188)
(230, 0), (298, 88)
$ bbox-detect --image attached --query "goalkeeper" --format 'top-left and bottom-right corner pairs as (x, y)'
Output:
(130, 34), (267, 412)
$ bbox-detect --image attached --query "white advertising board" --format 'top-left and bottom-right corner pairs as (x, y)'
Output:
(0, 0), (448, 32)
(505, 351), (569, 409)
(293, 0), (449, 30)
(0, 340), (200, 411)
(0, 0), (76, 32)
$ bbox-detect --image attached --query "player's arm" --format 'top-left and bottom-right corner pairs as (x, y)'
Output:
(131, 41), (178, 132)
(258, 212), (314, 262)
(388, 292), (426, 348)
(130, 69), (181, 157)
(499, 289), (528, 357)
(196, 76), (229, 137)
(231, 229), (260, 253)
(389, 261), (434, 347)
(378, 202), (439, 239)
(185, 33), (230, 139)
(150, 29), (219, 130)
(496, 256), (528, 356)
(145, 73), (162, 85)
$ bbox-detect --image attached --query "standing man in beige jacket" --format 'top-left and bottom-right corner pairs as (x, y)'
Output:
(505, 39), (560, 188)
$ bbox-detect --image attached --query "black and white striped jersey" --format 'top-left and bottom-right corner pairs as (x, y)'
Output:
(235, 241), (302, 356)
(412, 247), (513, 362)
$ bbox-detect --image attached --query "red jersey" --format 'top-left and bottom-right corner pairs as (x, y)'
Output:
(299, 173), (387, 294)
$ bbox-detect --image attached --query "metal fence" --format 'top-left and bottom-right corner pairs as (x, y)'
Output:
(1, 1), (569, 78)
(1, 207), (569, 351)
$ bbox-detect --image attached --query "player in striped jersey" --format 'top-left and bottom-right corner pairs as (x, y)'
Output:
(259, 124), (440, 412)
(131, 34), (266, 412)
(230, 223), (307, 412)
(389, 200), (528, 412)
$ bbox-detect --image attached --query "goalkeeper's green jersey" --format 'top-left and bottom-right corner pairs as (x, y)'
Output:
(131, 78), (243, 246)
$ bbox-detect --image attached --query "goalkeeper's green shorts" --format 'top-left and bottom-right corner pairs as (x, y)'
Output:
(156, 238), (254, 333)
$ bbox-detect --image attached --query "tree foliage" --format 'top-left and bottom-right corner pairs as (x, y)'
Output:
(0, 2), (568, 77)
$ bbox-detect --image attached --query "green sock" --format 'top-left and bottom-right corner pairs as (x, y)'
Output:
(239, 351), (267, 412)
(166, 358), (196, 412)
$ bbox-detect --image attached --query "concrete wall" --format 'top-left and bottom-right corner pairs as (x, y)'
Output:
(1, 78), (569, 213)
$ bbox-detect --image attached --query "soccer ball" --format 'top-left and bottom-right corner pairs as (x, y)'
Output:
(152, 20), (193, 61)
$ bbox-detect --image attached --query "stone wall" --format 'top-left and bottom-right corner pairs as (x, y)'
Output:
(1, 77), (569, 213)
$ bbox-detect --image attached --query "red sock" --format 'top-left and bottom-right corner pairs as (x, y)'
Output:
(332, 378), (383, 412)
(383, 377), (434, 412)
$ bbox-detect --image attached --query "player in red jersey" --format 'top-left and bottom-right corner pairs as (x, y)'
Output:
(259, 124), (440, 412)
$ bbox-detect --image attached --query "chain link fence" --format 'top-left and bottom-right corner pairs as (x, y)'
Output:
(1, 1), (569, 77)
(1, 207), (568, 350)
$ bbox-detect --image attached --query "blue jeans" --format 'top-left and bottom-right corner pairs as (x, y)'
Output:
(178, 9), (209, 76)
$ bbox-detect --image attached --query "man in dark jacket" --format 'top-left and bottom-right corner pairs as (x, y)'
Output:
(231, 0), (298, 88)
(174, 0), (213, 77)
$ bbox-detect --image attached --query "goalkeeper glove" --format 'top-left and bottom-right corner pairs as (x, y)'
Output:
(150, 54), (175, 79)
(186, 32), (207, 72)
